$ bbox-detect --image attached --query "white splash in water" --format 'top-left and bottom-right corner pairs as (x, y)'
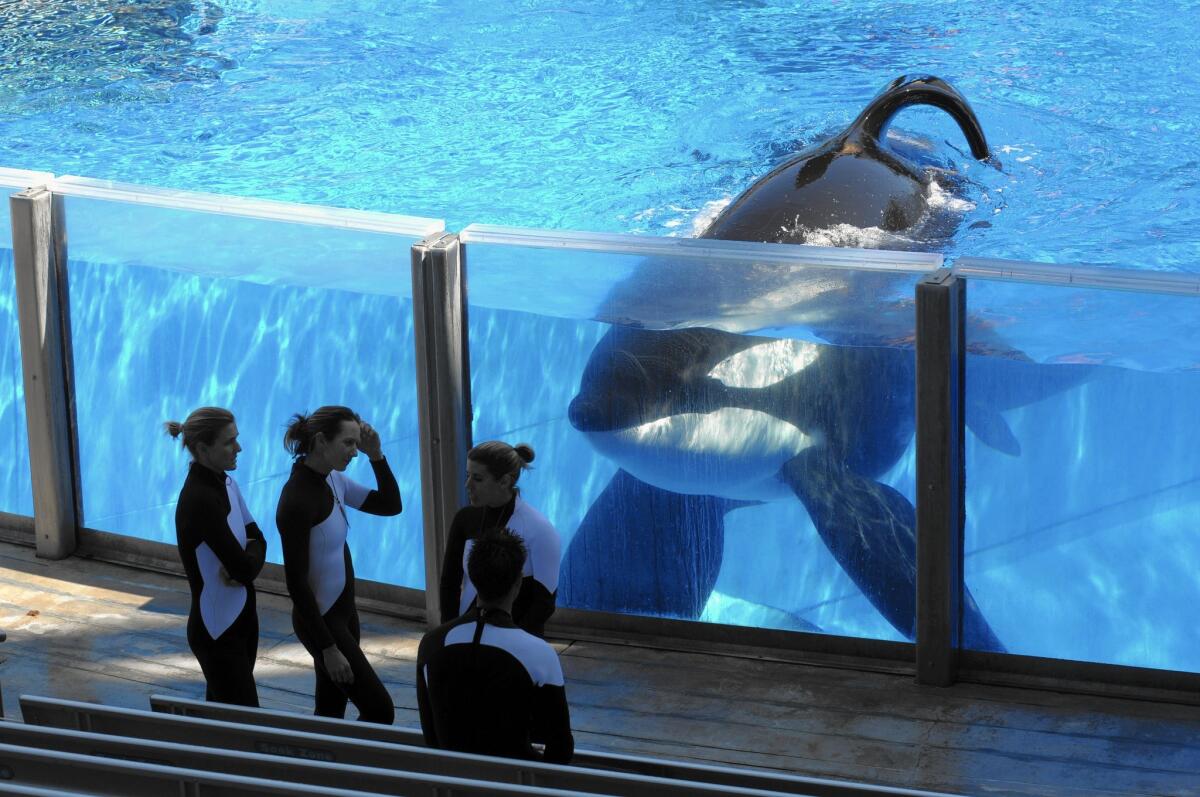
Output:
(785, 222), (919, 249)
(772, 178), (974, 247)
(688, 171), (973, 248)
(689, 197), (733, 236)
(627, 200), (734, 236)
(926, 179), (976, 213)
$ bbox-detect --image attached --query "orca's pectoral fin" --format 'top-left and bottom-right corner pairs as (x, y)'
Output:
(964, 585), (1006, 653)
(702, 592), (826, 635)
(781, 448), (1006, 651)
(966, 402), (1022, 457)
(781, 448), (919, 639)
(559, 470), (737, 619)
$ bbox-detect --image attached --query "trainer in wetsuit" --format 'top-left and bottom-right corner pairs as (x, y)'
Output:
(439, 441), (561, 637)
(168, 407), (267, 707)
(419, 528), (573, 763)
(276, 405), (402, 723)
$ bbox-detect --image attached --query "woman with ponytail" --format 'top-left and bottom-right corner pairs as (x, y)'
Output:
(439, 441), (561, 638)
(276, 405), (401, 723)
(167, 407), (266, 706)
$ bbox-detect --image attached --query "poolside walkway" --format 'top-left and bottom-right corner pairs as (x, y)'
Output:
(0, 540), (1196, 797)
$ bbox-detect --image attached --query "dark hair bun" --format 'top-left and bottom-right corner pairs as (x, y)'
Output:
(163, 420), (184, 439)
(283, 412), (309, 455)
(514, 443), (535, 464)
(283, 406), (359, 460)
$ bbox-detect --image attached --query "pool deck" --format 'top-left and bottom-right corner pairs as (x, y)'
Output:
(0, 539), (1197, 797)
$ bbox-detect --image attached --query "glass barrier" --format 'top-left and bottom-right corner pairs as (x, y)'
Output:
(56, 177), (442, 589)
(960, 259), (1200, 671)
(460, 224), (940, 641)
(0, 170), (53, 519)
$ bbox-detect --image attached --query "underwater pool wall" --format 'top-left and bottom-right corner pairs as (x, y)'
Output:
(3, 170), (1199, 701)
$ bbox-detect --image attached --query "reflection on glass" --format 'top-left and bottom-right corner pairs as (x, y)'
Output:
(0, 243), (33, 517)
(2, 171), (61, 521)
(60, 190), (425, 296)
(462, 227), (933, 344)
(466, 237), (932, 642)
(64, 195), (432, 588)
(965, 284), (1200, 671)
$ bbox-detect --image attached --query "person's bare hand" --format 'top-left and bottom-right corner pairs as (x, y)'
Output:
(359, 422), (383, 461)
(322, 645), (354, 685)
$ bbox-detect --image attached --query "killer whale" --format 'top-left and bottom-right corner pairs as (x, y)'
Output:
(559, 75), (1028, 649)
(700, 74), (994, 244)
(563, 327), (1017, 650)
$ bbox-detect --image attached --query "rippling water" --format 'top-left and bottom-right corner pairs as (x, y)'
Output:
(1, 0), (1198, 671)
(1, 0), (1198, 267)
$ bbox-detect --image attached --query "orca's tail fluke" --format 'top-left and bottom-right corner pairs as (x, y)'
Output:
(850, 74), (992, 161)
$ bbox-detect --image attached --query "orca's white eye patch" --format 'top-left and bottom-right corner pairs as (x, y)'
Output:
(707, 339), (820, 389)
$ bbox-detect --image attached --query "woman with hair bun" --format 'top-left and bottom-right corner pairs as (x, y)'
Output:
(167, 406), (266, 706)
(276, 405), (401, 723)
(439, 441), (562, 638)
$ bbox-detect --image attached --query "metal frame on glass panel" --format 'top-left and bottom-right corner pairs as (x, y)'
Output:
(5, 178), (441, 617)
(411, 232), (472, 624)
(9, 187), (80, 560)
(948, 258), (1200, 701)
(914, 269), (965, 687)
(451, 223), (937, 669)
(0, 170), (61, 547)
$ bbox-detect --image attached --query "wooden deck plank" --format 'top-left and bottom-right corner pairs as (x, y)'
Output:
(913, 742), (1200, 797)
(1, 540), (1199, 797)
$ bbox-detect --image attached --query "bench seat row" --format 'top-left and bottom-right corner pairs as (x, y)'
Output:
(0, 694), (959, 797)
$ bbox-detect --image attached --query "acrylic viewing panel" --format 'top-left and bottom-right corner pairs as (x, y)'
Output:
(961, 266), (1200, 671)
(0, 245), (32, 518)
(0, 171), (54, 520)
(61, 185), (442, 589)
(460, 224), (940, 641)
(53, 175), (441, 293)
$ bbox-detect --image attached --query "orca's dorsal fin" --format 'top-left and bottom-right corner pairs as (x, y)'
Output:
(849, 74), (992, 161)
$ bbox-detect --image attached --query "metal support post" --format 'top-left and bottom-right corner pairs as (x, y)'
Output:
(10, 188), (80, 559)
(411, 233), (472, 625)
(915, 268), (965, 686)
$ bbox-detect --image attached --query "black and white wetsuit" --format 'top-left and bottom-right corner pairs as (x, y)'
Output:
(439, 496), (561, 637)
(276, 457), (401, 723)
(175, 463), (267, 707)
(417, 608), (573, 763)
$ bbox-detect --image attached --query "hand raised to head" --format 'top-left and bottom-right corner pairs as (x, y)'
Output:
(359, 422), (383, 461)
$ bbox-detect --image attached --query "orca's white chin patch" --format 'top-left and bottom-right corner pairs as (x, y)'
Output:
(585, 407), (815, 501)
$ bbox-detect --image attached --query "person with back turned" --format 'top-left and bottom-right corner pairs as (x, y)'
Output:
(418, 528), (573, 763)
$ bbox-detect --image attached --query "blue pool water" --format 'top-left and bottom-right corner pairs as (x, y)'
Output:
(2, 0), (1198, 267)
(1, 1), (1199, 670)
